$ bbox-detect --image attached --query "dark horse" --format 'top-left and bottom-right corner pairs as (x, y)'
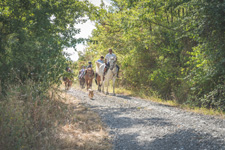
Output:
(63, 77), (72, 90)
(63, 68), (73, 90)
(79, 71), (85, 89)
(85, 68), (94, 90)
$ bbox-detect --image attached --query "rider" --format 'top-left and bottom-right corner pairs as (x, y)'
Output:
(104, 48), (119, 77)
(97, 56), (104, 64)
(87, 61), (92, 68)
(66, 67), (71, 72)
(64, 67), (72, 81)
(79, 66), (85, 79)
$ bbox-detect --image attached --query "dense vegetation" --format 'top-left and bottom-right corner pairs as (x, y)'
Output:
(0, 0), (95, 94)
(78, 0), (225, 112)
(0, 0), (98, 149)
(0, 0), (224, 148)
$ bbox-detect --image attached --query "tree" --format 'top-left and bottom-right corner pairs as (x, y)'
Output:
(0, 0), (93, 95)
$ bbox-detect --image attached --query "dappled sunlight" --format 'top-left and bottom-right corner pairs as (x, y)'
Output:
(51, 89), (112, 149)
(56, 123), (109, 148)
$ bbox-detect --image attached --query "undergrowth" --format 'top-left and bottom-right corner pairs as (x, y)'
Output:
(0, 81), (112, 150)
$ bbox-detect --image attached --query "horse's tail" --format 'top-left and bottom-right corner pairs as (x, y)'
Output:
(95, 61), (101, 68)
(95, 61), (101, 73)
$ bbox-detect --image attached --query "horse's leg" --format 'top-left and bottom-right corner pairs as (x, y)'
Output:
(83, 79), (84, 89)
(86, 80), (88, 90)
(97, 76), (100, 92)
(83, 79), (85, 88)
(106, 79), (109, 95)
(81, 78), (84, 88)
(112, 76), (116, 96)
(98, 81), (101, 92)
(69, 80), (72, 89)
(87, 79), (90, 90)
(87, 80), (89, 91)
(90, 79), (92, 89)
(101, 76), (105, 93)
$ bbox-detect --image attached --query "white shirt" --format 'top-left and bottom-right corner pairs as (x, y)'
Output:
(105, 53), (116, 63)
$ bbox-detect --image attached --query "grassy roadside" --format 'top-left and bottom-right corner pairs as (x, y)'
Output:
(0, 83), (112, 150)
(114, 86), (225, 118)
(54, 89), (112, 150)
(83, 80), (224, 118)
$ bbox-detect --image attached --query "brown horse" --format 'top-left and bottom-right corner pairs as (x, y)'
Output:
(79, 77), (85, 89)
(78, 70), (85, 89)
(63, 77), (72, 90)
(85, 68), (94, 90)
(95, 73), (103, 92)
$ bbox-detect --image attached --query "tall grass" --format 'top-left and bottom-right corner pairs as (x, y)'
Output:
(0, 81), (112, 150)
(0, 82), (55, 149)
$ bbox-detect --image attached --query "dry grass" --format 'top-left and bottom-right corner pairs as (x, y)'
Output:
(140, 93), (225, 118)
(54, 91), (112, 150)
(0, 83), (112, 150)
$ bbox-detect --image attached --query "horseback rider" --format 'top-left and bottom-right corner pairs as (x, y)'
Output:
(97, 56), (104, 64)
(63, 66), (73, 82)
(87, 61), (92, 68)
(66, 67), (71, 72)
(104, 48), (119, 77)
(78, 66), (85, 79)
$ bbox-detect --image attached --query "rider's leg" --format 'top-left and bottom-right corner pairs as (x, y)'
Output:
(116, 65), (120, 78)
(104, 63), (109, 76)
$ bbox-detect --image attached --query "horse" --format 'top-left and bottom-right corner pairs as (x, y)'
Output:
(63, 77), (73, 90)
(84, 68), (94, 90)
(78, 70), (85, 89)
(79, 77), (85, 89)
(95, 61), (105, 92)
(101, 57), (118, 95)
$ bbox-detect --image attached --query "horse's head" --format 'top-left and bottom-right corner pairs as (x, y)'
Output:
(109, 57), (116, 70)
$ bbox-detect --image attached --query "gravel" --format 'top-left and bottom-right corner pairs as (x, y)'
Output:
(68, 88), (225, 150)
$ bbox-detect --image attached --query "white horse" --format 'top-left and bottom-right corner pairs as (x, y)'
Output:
(102, 57), (118, 95)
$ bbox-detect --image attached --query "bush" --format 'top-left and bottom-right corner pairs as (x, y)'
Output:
(0, 82), (56, 150)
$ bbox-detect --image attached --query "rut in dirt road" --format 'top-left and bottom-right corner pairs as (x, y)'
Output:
(68, 88), (225, 150)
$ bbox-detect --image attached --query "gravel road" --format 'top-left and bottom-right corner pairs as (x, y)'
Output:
(68, 88), (225, 150)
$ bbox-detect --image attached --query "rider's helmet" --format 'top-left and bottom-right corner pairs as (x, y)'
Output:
(88, 61), (92, 64)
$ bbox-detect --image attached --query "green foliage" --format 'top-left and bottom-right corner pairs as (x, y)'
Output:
(0, 0), (92, 94)
(79, 0), (225, 111)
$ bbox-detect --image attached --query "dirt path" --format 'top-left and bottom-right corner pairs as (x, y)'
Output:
(67, 88), (225, 150)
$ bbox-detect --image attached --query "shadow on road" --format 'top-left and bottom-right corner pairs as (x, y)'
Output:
(113, 129), (225, 150)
